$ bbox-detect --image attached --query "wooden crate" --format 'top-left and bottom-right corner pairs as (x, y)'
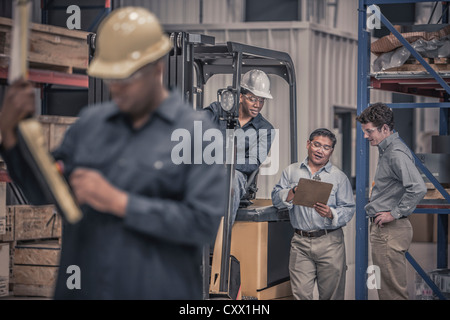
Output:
(13, 240), (60, 298)
(3, 205), (62, 242)
(424, 188), (450, 200)
(0, 17), (89, 73)
(37, 115), (78, 152)
(0, 243), (10, 297)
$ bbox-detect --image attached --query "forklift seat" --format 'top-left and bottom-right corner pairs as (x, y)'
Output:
(239, 168), (259, 208)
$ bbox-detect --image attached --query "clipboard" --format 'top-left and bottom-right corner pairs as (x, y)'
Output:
(293, 178), (333, 207)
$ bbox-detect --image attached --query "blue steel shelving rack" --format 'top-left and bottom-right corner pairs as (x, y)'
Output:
(357, 0), (450, 300)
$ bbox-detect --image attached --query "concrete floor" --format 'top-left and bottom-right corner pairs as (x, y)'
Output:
(1, 243), (447, 301)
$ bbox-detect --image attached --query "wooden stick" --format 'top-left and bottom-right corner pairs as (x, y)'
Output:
(8, 0), (31, 83)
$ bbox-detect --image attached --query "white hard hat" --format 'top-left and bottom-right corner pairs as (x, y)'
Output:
(241, 69), (272, 99)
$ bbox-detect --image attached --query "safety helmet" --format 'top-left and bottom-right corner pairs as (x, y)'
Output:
(87, 7), (172, 79)
(241, 69), (273, 99)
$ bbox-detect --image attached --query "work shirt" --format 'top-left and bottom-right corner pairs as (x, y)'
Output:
(271, 158), (355, 231)
(365, 132), (427, 219)
(203, 102), (274, 176)
(0, 91), (227, 299)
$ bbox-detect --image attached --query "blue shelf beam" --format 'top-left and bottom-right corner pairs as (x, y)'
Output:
(406, 252), (447, 300)
(356, 0), (372, 301)
(415, 208), (450, 214)
(388, 102), (450, 109)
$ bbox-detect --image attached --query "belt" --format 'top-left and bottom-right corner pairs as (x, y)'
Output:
(295, 227), (340, 238)
(369, 215), (407, 223)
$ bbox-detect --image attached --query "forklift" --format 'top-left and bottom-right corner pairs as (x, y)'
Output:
(88, 31), (299, 300)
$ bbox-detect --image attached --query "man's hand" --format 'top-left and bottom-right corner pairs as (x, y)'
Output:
(374, 211), (394, 227)
(0, 79), (35, 149)
(69, 168), (128, 217)
(314, 202), (333, 219)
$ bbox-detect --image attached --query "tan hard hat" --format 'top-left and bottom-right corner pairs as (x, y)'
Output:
(87, 7), (172, 79)
(241, 69), (273, 99)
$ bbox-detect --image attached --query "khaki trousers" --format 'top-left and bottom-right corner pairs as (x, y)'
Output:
(289, 228), (347, 300)
(370, 218), (413, 300)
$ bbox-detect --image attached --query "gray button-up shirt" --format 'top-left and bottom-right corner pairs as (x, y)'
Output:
(271, 158), (355, 231)
(365, 132), (427, 219)
(1, 91), (227, 299)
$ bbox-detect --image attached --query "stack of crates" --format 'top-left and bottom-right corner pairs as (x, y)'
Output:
(0, 115), (76, 298)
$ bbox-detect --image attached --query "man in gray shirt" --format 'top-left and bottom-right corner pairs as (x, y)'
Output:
(272, 128), (355, 300)
(357, 103), (426, 300)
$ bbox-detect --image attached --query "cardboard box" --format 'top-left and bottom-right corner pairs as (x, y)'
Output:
(212, 220), (293, 300)
(0, 181), (5, 235)
(410, 214), (434, 242)
(0, 243), (10, 297)
(13, 240), (60, 298)
(0, 206), (14, 242)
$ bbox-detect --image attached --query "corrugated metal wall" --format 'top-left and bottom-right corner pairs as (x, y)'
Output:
(116, 0), (245, 24)
(116, 0), (359, 34)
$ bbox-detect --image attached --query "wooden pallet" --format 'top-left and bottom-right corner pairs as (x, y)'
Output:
(0, 17), (89, 74)
(424, 183), (450, 200)
(386, 58), (450, 72)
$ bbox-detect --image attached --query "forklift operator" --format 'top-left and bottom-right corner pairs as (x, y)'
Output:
(204, 69), (275, 225)
(0, 7), (226, 299)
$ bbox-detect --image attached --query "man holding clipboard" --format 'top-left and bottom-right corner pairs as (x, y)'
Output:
(272, 128), (355, 300)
